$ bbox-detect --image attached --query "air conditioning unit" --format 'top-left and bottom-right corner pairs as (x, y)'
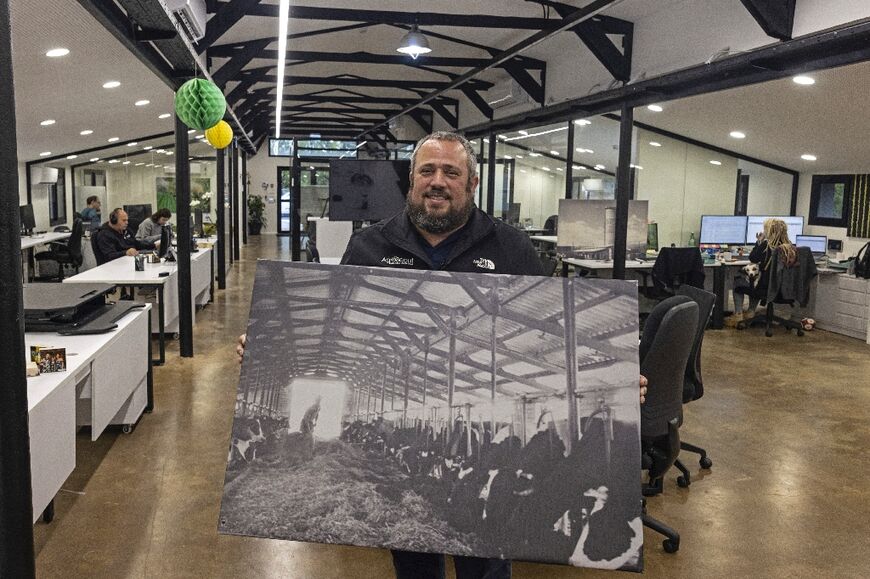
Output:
(32, 166), (59, 184)
(165, 0), (207, 42)
(486, 78), (533, 110)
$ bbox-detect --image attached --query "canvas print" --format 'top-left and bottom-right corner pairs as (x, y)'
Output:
(557, 200), (649, 259)
(219, 261), (643, 571)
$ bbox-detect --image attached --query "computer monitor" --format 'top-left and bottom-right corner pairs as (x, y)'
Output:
(124, 204), (152, 236)
(157, 224), (171, 259)
(795, 234), (827, 256)
(19, 204), (36, 234)
(745, 215), (804, 243)
(328, 159), (410, 221)
(699, 215), (748, 245)
(506, 203), (521, 224)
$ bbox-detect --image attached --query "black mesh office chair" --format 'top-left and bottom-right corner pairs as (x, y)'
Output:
(640, 247), (705, 300)
(741, 246), (818, 337)
(639, 295), (699, 553)
(672, 284), (717, 486)
(543, 214), (558, 236)
(540, 255), (558, 277)
(91, 229), (109, 266)
(34, 218), (84, 281)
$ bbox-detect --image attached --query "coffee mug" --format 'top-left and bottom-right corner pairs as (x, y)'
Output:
(134, 254), (145, 271)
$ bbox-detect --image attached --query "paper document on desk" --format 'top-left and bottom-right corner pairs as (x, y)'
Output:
(219, 261), (644, 572)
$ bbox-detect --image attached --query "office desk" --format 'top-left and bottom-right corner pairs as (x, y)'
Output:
(64, 257), (173, 365)
(529, 235), (557, 244)
(26, 305), (151, 523)
(21, 231), (72, 280)
(563, 257), (728, 329)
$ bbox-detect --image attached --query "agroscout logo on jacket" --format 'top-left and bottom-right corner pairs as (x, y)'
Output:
(381, 256), (414, 266)
(473, 258), (495, 270)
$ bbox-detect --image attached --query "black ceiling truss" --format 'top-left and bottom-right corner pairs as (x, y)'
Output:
(739, 0), (796, 41)
(235, 69), (495, 92)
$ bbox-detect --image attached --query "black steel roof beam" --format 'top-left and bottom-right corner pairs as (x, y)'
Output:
(199, 0), (262, 51)
(282, 116), (376, 125)
(360, 0), (622, 138)
(739, 0), (796, 41)
(502, 63), (545, 104)
(237, 70), (494, 91)
(461, 87), (494, 119)
(408, 109), (434, 134)
(251, 93), (459, 107)
(207, 47), (545, 70)
(226, 78), (257, 107)
(222, 4), (566, 30)
(212, 38), (271, 87)
(537, 1), (633, 81)
(430, 101), (459, 129)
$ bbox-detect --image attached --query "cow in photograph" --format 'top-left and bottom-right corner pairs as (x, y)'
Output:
(227, 417), (267, 468)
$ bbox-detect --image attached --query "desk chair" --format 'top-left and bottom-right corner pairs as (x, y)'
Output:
(543, 214), (558, 236)
(740, 246), (818, 337)
(34, 218), (84, 281)
(673, 285), (716, 487)
(639, 295), (699, 553)
(540, 255), (558, 277)
(640, 247), (705, 300)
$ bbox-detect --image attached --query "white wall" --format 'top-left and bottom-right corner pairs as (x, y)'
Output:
(512, 165), (563, 227)
(246, 151), (287, 235)
(742, 161), (793, 215)
(796, 171), (869, 256)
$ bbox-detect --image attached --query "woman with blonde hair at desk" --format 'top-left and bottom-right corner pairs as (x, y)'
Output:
(731, 218), (797, 322)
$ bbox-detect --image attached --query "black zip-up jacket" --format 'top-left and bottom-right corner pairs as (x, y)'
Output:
(340, 207), (545, 276)
(93, 223), (155, 264)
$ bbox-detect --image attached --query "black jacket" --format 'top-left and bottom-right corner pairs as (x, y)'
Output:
(341, 207), (545, 276)
(93, 223), (155, 264)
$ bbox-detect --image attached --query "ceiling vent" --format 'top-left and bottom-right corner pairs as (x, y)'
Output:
(486, 78), (532, 110)
(165, 0), (207, 42)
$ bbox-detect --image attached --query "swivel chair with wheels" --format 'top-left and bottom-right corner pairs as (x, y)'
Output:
(638, 295), (699, 553)
(672, 284), (717, 486)
(34, 218), (84, 281)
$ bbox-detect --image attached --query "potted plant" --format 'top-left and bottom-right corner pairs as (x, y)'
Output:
(247, 194), (267, 235)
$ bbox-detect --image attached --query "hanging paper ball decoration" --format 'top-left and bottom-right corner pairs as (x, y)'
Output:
(174, 78), (226, 131)
(205, 120), (233, 149)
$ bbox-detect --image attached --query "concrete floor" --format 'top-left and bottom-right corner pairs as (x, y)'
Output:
(33, 236), (870, 579)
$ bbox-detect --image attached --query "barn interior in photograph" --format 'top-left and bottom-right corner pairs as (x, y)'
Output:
(220, 261), (643, 571)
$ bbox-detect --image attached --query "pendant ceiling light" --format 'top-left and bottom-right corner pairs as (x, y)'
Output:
(396, 25), (431, 59)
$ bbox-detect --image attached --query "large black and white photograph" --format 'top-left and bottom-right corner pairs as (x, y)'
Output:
(219, 261), (643, 572)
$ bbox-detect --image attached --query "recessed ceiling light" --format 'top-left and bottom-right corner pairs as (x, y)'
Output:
(518, 130), (528, 136)
(542, 167), (551, 171)
(107, 137), (119, 142)
(573, 165), (586, 170)
(159, 113), (172, 119)
(710, 160), (722, 165)
(103, 81), (121, 89)
(793, 75), (815, 85)
(519, 169), (527, 173)
(483, 138), (490, 143)
(127, 142), (138, 146)
(89, 157), (100, 162)
(80, 129), (93, 135)
(649, 141), (662, 147)
(134, 99), (150, 106)
(574, 119), (592, 126)
(555, 167), (563, 171)
(39, 151), (51, 157)
(514, 155), (523, 159)
(135, 163), (145, 166)
(166, 152), (174, 156)
(196, 135), (205, 139)
(40, 119), (56, 126)
(630, 164), (643, 170)
(529, 152), (541, 157)
(122, 161), (131, 165)
(66, 155), (77, 160)
(155, 149), (165, 153)
(108, 159), (120, 164)
(730, 131), (746, 139)
(594, 164), (605, 170)
(187, 129), (195, 134)
(503, 155), (513, 159)
(146, 164), (154, 167)
(647, 104), (663, 112)
(801, 154), (817, 161)
(143, 145), (152, 150)
(549, 150), (559, 156)
(46, 48), (69, 58)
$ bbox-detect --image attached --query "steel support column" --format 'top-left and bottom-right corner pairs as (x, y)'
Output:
(241, 152), (248, 245)
(565, 121), (575, 199)
(0, 0), (36, 573)
(612, 103), (633, 280)
(175, 115), (194, 357)
(216, 147), (227, 289)
(227, 142), (234, 265)
(486, 134), (496, 216)
(291, 139), (302, 261)
(232, 143), (240, 261)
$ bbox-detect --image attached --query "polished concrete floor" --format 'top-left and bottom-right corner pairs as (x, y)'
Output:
(33, 236), (869, 578)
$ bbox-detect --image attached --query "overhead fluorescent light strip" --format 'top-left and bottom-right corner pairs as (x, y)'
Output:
(275, 0), (291, 138)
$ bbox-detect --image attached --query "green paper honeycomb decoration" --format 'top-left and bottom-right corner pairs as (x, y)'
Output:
(174, 78), (227, 131)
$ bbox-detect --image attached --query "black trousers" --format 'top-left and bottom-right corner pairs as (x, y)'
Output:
(391, 550), (511, 579)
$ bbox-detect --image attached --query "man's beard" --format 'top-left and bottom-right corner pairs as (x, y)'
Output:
(406, 188), (474, 235)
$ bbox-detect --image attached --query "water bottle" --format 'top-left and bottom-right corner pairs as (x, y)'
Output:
(688, 232), (696, 247)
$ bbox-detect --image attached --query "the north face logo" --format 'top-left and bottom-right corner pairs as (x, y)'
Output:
(473, 258), (495, 270)
(381, 256), (414, 266)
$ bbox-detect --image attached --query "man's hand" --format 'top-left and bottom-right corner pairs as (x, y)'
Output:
(126, 248), (139, 256)
(639, 375), (648, 404)
(236, 334), (246, 364)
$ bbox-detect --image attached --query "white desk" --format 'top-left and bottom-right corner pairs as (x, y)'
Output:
(21, 231), (71, 250)
(64, 257), (173, 364)
(530, 235), (558, 244)
(563, 257), (728, 328)
(26, 305), (151, 523)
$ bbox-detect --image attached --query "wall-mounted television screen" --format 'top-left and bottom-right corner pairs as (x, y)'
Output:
(328, 160), (410, 222)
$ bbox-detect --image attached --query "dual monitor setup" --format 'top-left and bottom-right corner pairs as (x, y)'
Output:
(700, 214), (829, 257)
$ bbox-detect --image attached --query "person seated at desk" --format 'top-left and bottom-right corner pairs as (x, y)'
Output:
(136, 208), (172, 244)
(93, 208), (156, 263)
(730, 218), (796, 322)
(80, 195), (101, 228)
